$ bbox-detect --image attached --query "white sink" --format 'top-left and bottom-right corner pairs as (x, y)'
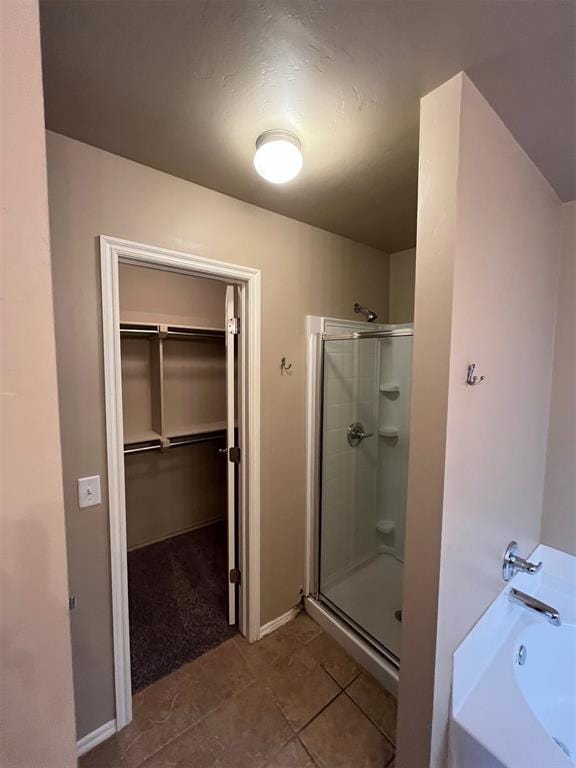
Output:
(450, 545), (576, 768)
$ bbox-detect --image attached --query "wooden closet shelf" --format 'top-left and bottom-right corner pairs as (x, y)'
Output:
(120, 323), (225, 341)
(167, 422), (227, 439)
(123, 428), (163, 445)
(124, 424), (227, 447)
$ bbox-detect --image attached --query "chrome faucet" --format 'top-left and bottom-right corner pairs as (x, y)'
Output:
(502, 541), (542, 581)
(509, 588), (561, 626)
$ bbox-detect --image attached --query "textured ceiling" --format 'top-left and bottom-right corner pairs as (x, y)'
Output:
(40, 0), (575, 253)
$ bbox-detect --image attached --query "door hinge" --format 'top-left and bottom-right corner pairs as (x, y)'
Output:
(229, 446), (241, 463)
(227, 317), (240, 335)
(229, 568), (241, 585)
(68, 596), (77, 610)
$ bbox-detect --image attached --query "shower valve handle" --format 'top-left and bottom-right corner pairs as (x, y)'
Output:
(347, 422), (373, 448)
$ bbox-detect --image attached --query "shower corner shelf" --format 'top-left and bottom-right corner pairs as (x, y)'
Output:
(379, 383), (400, 393)
(376, 519), (396, 534)
(379, 427), (399, 438)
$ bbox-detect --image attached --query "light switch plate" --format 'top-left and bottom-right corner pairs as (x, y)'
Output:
(78, 475), (101, 508)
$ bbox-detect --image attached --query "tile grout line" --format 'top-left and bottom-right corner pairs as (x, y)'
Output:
(201, 676), (259, 719)
(128, 718), (204, 768)
(296, 688), (395, 767)
(128, 675), (262, 767)
(87, 616), (394, 767)
(294, 688), (345, 737)
(230, 623), (337, 741)
(300, 621), (363, 692)
(295, 734), (321, 767)
(324, 666), (362, 690)
(124, 616), (394, 767)
(342, 687), (396, 750)
(234, 629), (348, 741)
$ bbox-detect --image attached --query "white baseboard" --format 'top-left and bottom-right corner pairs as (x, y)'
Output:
(77, 718), (117, 757)
(127, 516), (224, 552)
(259, 605), (302, 639)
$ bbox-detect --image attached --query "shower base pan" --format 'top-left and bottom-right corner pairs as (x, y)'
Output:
(322, 552), (403, 659)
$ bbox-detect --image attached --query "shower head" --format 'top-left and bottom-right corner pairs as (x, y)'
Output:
(353, 302), (378, 323)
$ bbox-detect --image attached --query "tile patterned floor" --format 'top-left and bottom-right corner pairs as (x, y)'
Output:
(80, 612), (397, 768)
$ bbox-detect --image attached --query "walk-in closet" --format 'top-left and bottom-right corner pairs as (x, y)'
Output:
(119, 264), (237, 692)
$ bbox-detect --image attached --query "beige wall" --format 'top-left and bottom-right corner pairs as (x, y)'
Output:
(46, 131), (390, 737)
(0, 2), (76, 766)
(389, 248), (416, 323)
(542, 200), (576, 555)
(397, 73), (562, 768)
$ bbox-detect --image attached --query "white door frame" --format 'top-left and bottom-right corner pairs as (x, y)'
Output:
(100, 235), (261, 730)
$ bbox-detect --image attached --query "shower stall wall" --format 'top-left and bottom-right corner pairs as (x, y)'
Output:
(305, 316), (413, 692)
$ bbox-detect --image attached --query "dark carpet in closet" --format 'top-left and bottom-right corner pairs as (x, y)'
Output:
(128, 521), (237, 693)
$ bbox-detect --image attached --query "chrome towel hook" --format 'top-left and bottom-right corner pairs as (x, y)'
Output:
(466, 363), (485, 386)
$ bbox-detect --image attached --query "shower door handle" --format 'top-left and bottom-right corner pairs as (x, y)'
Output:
(347, 422), (373, 448)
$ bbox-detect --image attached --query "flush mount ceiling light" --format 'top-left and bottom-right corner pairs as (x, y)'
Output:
(254, 130), (303, 184)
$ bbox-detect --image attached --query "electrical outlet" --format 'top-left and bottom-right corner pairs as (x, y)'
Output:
(78, 475), (101, 508)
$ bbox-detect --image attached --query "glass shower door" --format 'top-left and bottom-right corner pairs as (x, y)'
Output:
(318, 329), (413, 661)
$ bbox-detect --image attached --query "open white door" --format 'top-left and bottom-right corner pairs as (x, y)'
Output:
(225, 285), (237, 625)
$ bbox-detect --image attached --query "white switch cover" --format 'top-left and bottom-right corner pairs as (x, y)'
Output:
(78, 475), (101, 508)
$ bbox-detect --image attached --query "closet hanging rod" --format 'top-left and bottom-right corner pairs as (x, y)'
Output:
(124, 443), (162, 455)
(124, 431), (226, 455)
(169, 433), (226, 449)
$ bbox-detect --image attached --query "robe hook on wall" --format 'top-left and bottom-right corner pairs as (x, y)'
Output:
(466, 363), (485, 386)
(280, 356), (292, 375)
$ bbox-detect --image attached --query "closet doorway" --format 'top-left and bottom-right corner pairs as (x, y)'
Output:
(100, 236), (261, 730)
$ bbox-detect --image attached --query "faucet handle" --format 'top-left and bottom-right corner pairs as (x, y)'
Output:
(525, 560), (543, 575)
(503, 541), (543, 582)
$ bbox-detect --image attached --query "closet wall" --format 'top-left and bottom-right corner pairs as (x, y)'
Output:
(119, 265), (227, 550)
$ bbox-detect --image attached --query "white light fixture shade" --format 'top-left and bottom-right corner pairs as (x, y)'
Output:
(254, 130), (303, 184)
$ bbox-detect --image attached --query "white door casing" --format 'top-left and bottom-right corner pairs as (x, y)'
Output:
(100, 235), (261, 731)
(225, 284), (237, 625)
